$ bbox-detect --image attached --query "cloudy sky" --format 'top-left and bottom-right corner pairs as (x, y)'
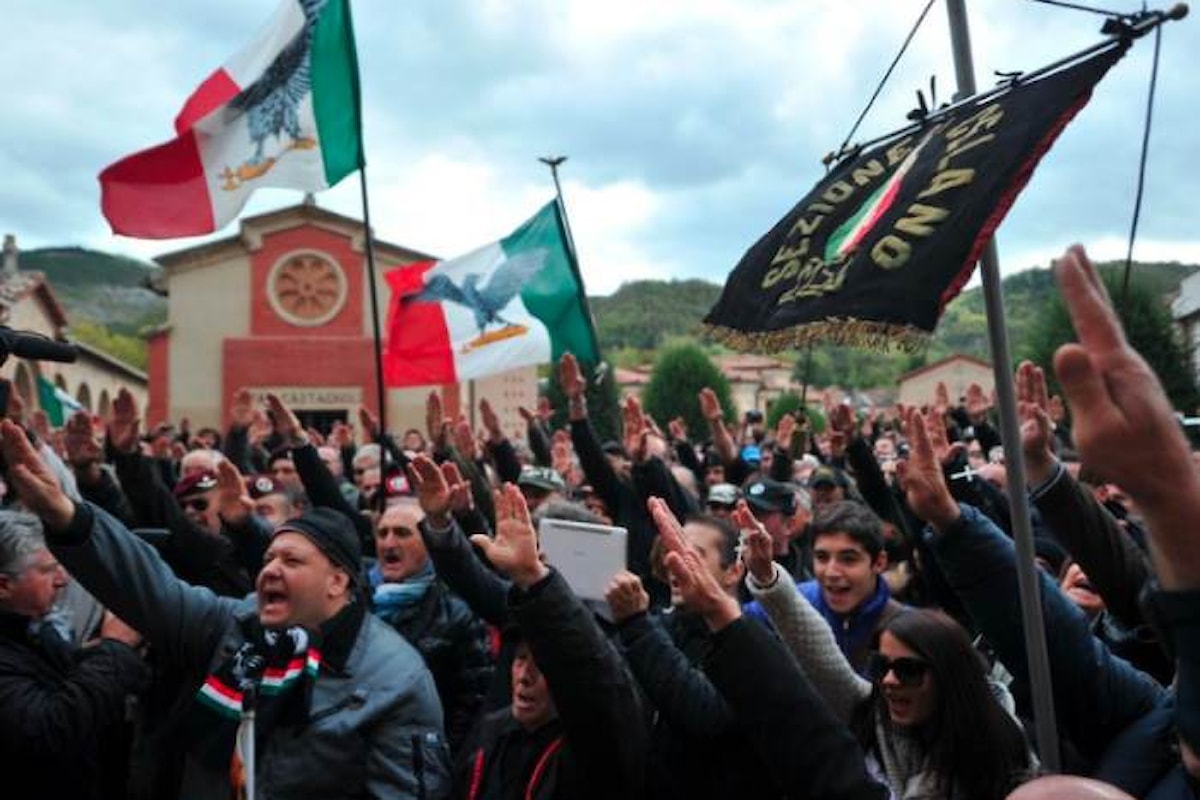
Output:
(1, 0), (1196, 294)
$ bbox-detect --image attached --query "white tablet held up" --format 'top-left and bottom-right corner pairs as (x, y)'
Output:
(537, 517), (628, 602)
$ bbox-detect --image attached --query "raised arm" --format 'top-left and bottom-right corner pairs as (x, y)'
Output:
(1, 420), (236, 669)
(473, 484), (648, 798)
(267, 394), (373, 552)
(479, 398), (522, 486)
(562, 353), (625, 514)
(1017, 360), (1153, 629)
(899, 407), (1164, 765)
(739, 501), (871, 722)
(653, 496), (884, 800)
(606, 570), (735, 739)
(409, 455), (510, 626)
(0, 612), (151, 760)
(1051, 245), (1200, 752)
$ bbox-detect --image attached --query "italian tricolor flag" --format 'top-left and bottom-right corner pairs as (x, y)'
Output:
(384, 202), (599, 387)
(99, 0), (362, 239)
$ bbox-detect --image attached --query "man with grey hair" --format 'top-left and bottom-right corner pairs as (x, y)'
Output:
(0, 509), (149, 798)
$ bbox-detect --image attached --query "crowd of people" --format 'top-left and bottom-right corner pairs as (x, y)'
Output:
(1, 244), (1198, 798)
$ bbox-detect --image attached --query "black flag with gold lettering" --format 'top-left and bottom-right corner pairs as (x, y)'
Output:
(704, 42), (1127, 352)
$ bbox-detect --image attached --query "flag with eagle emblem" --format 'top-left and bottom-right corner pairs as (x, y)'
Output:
(703, 42), (1126, 353)
(383, 201), (599, 387)
(99, 0), (362, 239)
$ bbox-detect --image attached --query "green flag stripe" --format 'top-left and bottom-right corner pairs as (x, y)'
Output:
(506, 202), (599, 364)
(311, 0), (364, 183)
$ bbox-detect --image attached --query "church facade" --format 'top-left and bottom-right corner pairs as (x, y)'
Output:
(147, 201), (537, 438)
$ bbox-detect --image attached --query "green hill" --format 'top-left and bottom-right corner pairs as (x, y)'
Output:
(590, 279), (723, 350)
(19, 247), (167, 340)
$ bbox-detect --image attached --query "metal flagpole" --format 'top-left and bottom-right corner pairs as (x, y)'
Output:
(358, 169), (390, 511)
(539, 156), (605, 375)
(945, 0), (1061, 771)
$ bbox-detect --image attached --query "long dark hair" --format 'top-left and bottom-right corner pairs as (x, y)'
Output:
(852, 609), (1033, 799)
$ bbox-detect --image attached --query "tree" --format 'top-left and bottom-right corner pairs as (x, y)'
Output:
(71, 319), (148, 369)
(641, 344), (737, 439)
(1021, 272), (1200, 412)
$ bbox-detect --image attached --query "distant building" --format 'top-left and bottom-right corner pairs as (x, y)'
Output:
(896, 354), (993, 408)
(613, 366), (652, 399)
(0, 235), (148, 417)
(615, 353), (813, 417)
(715, 354), (794, 416)
(1172, 271), (1200, 382)
(146, 202), (536, 436)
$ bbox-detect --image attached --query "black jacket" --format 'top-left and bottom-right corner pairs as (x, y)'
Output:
(109, 448), (252, 598)
(570, 418), (695, 602)
(456, 570), (649, 799)
(0, 611), (150, 800)
(618, 609), (782, 798)
(374, 577), (495, 754)
(704, 616), (887, 799)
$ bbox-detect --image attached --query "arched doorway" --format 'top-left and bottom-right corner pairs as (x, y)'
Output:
(98, 389), (111, 418)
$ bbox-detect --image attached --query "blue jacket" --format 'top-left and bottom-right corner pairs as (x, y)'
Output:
(928, 503), (1178, 795)
(745, 575), (901, 674)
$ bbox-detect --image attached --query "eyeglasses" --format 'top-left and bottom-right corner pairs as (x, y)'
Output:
(182, 497), (210, 513)
(868, 653), (930, 687)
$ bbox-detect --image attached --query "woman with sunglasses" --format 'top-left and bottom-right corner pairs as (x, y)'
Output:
(738, 501), (1035, 799)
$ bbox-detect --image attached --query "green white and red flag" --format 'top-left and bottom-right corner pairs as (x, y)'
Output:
(384, 201), (599, 387)
(99, 0), (362, 239)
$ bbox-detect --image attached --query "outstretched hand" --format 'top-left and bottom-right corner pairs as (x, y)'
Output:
(733, 500), (775, 585)
(1053, 245), (1200, 588)
(470, 484), (548, 589)
(648, 496), (740, 631)
(1016, 361), (1056, 486)
(406, 454), (467, 526)
(479, 399), (504, 444)
(622, 395), (649, 462)
(63, 411), (102, 470)
(108, 388), (140, 454)
(605, 571), (650, 624)
(775, 413), (797, 453)
(215, 460), (252, 527)
(0, 420), (74, 531)
(896, 408), (961, 532)
(265, 394), (305, 446)
(558, 352), (586, 400)
(698, 388), (724, 424)
(229, 388), (255, 430)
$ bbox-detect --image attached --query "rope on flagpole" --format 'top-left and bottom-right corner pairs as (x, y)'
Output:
(824, 3), (1185, 169)
(1120, 22), (1164, 305)
(829, 0), (937, 164)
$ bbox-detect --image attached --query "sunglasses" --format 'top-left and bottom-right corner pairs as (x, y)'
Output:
(868, 653), (930, 687)
(182, 497), (210, 513)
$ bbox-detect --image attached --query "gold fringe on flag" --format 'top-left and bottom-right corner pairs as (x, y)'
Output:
(701, 317), (931, 354)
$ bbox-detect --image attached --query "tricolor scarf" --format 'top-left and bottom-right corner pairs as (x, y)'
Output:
(188, 618), (323, 775)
